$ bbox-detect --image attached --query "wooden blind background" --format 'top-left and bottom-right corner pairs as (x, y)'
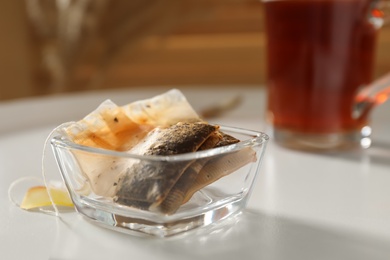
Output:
(1, 0), (389, 101)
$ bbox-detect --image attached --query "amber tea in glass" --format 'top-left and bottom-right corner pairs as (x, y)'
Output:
(263, 0), (385, 150)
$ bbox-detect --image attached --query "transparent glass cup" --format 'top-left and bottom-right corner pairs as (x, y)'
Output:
(51, 126), (269, 237)
(262, 0), (390, 151)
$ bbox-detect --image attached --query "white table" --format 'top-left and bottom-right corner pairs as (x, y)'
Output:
(1, 86), (390, 260)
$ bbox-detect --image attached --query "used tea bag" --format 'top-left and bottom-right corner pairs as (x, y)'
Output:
(62, 89), (202, 198)
(114, 122), (220, 210)
(59, 89), (256, 214)
(63, 100), (151, 197)
(65, 99), (152, 151)
(65, 89), (199, 150)
(13, 89), (196, 212)
(158, 131), (224, 214)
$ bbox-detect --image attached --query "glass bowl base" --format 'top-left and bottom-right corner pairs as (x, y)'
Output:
(272, 126), (372, 151)
(72, 191), (246, 237)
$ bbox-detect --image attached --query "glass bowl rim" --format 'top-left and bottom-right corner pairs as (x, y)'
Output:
(50, 125), (269, 161)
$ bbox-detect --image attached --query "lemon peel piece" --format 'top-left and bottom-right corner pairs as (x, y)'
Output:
(20, 186), (74, 210)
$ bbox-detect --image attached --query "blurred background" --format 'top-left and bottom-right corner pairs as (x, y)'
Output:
(1, 0), (390, 101)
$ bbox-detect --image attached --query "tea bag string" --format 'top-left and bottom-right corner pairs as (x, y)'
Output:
(41, 122), (76, 217)
(7, 176), (43, 208)
(7, 122), (76, 216)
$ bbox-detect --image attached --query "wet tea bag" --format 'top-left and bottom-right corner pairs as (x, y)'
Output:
(114, 122), (221, 210)
(57, 89), (255, 214)
(65, 89), (200, 150)
(65, 99), (153, 151)
(61, 89), (202, 198)
(61, 100), (149, 197)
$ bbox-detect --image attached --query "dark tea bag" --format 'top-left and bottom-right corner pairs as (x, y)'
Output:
(62, 90), (201, 198)
(114, 122), (220, 210)
(158, 131), (224, 214)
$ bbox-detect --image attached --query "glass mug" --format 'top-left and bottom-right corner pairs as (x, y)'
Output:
(262, 0), (390, 151)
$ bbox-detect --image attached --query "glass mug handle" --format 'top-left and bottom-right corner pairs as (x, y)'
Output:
(369, 0), (387, 28)
(353, 0), (390, 119)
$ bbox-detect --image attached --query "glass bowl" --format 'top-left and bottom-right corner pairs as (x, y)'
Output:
(51, 126), (269, 237)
